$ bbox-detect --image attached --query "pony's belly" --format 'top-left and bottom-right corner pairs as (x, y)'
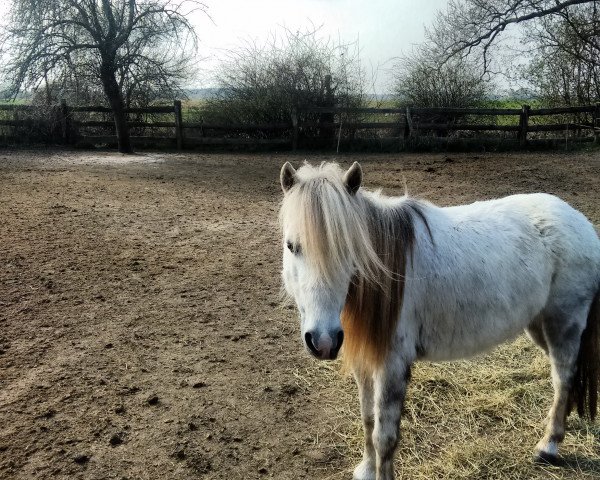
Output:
(410, 243), (553, 362)
(421, 329), (523, 361)
(418, 312), (534, 362)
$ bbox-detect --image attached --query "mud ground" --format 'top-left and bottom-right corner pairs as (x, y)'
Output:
(1, 149), (599, 479)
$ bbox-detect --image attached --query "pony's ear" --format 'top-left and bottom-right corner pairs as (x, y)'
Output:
(343, 161), (362, 195)
(280, 162), (297, 193)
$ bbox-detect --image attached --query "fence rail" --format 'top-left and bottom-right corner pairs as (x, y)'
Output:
(0, 100), (598, 150)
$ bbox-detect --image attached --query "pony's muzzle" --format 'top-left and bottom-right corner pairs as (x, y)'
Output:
(304, 330), (344, 360)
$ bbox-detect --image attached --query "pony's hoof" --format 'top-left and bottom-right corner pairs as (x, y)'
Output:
(533, 450), (562, 466)
(353, 459), (376, 480)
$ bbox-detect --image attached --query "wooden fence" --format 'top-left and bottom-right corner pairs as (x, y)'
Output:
(300, 104), (600, 148)
(0, 101), (598, 150)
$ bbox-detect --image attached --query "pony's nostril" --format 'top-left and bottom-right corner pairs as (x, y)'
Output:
(337, 330), (344, 349)
(305, 331), (320, 357)
(331, 330), (344, 359)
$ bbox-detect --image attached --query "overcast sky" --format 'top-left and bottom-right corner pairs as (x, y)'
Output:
(0, 1), (449, 93)
(196, 0), (448, 92)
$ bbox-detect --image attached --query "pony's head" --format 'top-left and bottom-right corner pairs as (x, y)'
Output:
(279, 161), (389, 363)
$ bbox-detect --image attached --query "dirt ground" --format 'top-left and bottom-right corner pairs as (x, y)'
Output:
(1, 149), (599, 480)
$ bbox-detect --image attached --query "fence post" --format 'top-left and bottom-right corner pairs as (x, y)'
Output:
(404, 107), (414, 139)
(593, 103), (600, 144)
(174, 100), (183, 150)
(59, 99), (71, 144)
(291, 107), (298, 151)
(518, 104), (530, 147)
(319, 74), (335, 147)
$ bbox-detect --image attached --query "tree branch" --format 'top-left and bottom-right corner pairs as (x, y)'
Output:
(433, 0), (594, 70)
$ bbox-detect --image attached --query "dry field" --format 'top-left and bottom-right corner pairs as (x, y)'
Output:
(1, 149), (599, 480)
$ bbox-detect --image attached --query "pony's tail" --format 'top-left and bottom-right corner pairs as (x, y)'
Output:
(570, 287), (600, 421)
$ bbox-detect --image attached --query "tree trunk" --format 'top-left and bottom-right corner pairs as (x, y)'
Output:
(100, 65), (132, 154)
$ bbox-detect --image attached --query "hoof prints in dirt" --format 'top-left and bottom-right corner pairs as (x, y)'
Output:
(1, 151), (599, 479)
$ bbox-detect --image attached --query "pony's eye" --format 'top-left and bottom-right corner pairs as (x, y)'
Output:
(286, 241), (301, 254)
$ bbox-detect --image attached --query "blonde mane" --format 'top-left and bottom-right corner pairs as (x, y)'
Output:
(279, 163), (427, 370)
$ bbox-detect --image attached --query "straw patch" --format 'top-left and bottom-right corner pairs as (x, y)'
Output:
(297, 336), (600, 479)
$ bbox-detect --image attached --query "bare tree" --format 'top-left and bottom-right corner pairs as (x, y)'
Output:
(203, 27), (365, 132)
(394, 49), (489, 108)
(2, 0), (204, 153)
(527, 4), (600, 104)
(428, 0), (596, 71)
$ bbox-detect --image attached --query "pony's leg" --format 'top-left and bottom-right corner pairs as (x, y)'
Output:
(353, 369), (376, 480)
(534, 309), (587, 464)
(372, 354), (411, 480)
(525, 315), (548, 354)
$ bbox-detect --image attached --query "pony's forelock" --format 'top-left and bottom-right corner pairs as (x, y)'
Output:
(279, 163), (386, 287)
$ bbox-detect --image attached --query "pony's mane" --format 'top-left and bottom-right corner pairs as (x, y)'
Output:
(279, 162), (429, 371)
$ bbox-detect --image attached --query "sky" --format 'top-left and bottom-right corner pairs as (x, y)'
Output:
(194, 0), (448, 93)
(0, 0), (449, 93)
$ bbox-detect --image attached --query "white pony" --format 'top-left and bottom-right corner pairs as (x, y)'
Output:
(279, 161), (600, 480)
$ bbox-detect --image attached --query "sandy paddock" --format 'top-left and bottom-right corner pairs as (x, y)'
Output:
(1, 149), (599, 479)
